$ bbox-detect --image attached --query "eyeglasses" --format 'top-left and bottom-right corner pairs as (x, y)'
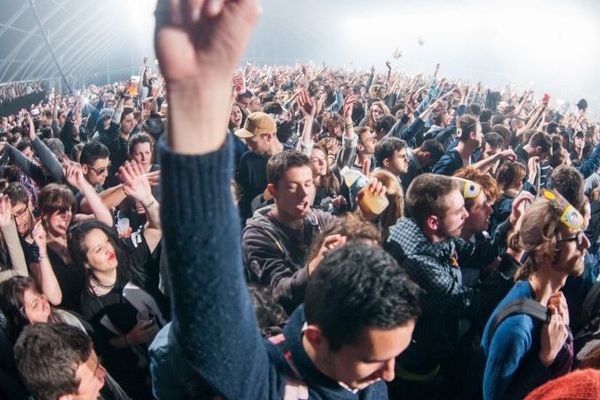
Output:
(558, 231), (587, 246)
(13, 204), (29, 219)
(19, 293), (47, 315)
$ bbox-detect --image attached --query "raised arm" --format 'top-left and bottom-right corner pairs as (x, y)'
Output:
(29, 221), (62, 305)
(119, 161), (162, 253)
(0, 196), (28, 282)
(64, 161), (113, 227)
(155, 1), (268, 399)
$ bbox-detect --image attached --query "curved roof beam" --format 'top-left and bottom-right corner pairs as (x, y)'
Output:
(0, 0), (69, 82)
(14, 3), (107, 82)
(64, 30), (122, 79)
(0, 0), (78, 82)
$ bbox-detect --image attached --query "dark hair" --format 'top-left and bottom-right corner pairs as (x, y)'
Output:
(432, 111), (448, 127)
(528, 132), (553, 153)
(14, 323), (92, 400)
(351, 101), (365, 126)
(375, 115), (397, 135)
(456, 115), (479, 141)
(0, 276), (38, 339)
(43, 138), (65, 160)
(228, 102), (248, 131)
(38, 184), (76, 218)
(4, 182), (30, 205)
(248, 285), (287, 333)
(16, 138), (33, 153)
(263, 102), (284, 115)
(546, 122), (560, 135)
(304, 242), (420, 351)
(550, 165), (585, 213)
(496, 162), (526, 191)
(406, 173), (458, 228)
(127, 132), (154, 159)
(468, 104), (481, 116)
(68, 220), (128, 284)
(577, 99), (588, 111)
(480, 109), (492, 124)
(484, 132), (504, 149)
(420, 139), (445, 162)
(276, 120), (295, 144)
(120, 107), (135, 123)
(266, 150), (310, 186)
(311, 143), (340, 194)
(374, 137), (407, 166)
(79, 141), (110, 166)
(491, 124), (510, 142)
(490, 115), (506, 126)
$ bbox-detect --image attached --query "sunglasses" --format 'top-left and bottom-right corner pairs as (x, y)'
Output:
(89, 165), (110, 175)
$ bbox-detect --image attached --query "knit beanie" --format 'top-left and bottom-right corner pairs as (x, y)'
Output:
(525, 369), (600, 400)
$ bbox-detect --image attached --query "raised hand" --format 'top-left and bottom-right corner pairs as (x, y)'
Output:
(119, 161), (153, 205)
(63, 160), (88, 191)
(342, 94), (356, 121)
(307, 234), (348, 275)
(297, 89), (314, 117)
(0, 195), (13, 228)
(32, 221), (48, 250)
(154, 0), (261, 154)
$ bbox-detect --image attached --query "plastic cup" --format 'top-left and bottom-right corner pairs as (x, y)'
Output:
(117, 218), (130, 235)
(358, 188), (389, 216)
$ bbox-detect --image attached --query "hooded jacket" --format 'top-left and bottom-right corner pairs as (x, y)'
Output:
(243, 205), (334, 314)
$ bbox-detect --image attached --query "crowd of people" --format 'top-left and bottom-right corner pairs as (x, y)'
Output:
(1, 0), (600, 399)
(0, 81), (46, 106)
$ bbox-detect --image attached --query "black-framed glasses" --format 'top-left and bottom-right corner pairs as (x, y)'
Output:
(558, 231), (587, 246)
(13, 204), (29, 219)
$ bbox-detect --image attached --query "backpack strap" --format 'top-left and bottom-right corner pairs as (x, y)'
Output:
(269, 333), (309, 400)
(489, 298), (549, 339)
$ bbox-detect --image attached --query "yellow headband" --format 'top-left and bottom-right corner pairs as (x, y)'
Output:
(541, 189), (585, 230)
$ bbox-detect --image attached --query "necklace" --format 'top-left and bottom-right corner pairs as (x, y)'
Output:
(90, 273), (116, 291)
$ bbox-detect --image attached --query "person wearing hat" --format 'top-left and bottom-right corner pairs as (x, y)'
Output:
(235, 111), (291, 224)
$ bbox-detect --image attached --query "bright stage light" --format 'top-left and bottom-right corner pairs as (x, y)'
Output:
(340, 0), (598, 90)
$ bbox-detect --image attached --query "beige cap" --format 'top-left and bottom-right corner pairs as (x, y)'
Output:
(234, 112), (276, 138)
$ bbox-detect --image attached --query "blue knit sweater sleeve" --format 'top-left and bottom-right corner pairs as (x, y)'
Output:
(160, 137), (271, 399)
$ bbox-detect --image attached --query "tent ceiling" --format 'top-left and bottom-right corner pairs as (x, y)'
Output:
(0, 0), (151, 85)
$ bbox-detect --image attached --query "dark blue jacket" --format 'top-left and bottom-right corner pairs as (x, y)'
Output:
(160, 137), (388, 399)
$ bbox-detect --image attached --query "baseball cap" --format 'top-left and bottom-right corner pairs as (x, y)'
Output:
(234, 112), (276, 139)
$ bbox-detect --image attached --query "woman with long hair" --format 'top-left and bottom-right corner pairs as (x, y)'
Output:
(27, 161), (113, 312)
(69, 161), (164, 399)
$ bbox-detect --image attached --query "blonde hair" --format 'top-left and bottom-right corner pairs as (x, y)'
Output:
(512, 198), (563, 281)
